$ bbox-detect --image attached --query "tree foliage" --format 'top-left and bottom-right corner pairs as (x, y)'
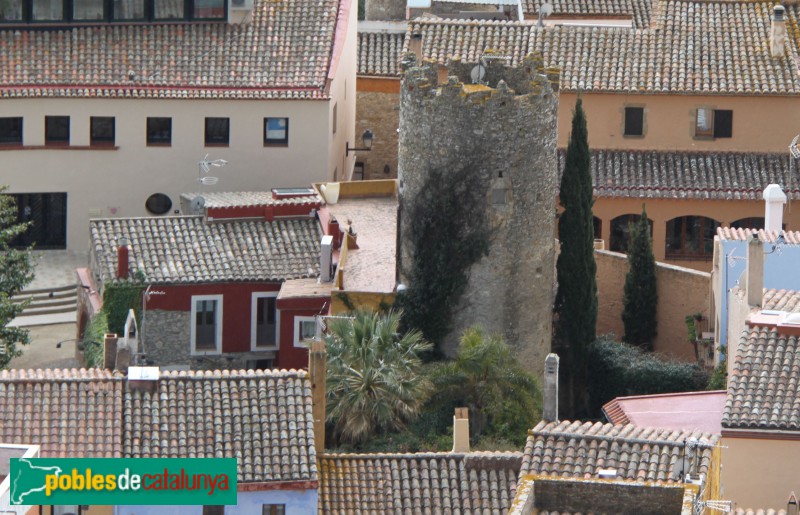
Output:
(622, 206), (658, 349)
(587, 337), (709, 416)
(0, 187), (35, 369)
(102, 273), (145, 335)
(427, 326), (541, 446)
(553, 98), (597, 416)
(325, 310), (432, 445)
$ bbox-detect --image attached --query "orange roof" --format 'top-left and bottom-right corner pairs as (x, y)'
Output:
(603, 390), (727, 434)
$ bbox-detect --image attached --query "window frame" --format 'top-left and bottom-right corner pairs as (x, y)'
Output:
(0, 117), (23, 145)
(190, 294), (223, 355)
(90, 116), (115, 146)
(204, 117), (230, 147)
(665, 215), (719, 260)
(293, 316), (317, 348)
(250, 291), (279, 351)
(264, 117), (289, 146)
(44, 115), (70, 146)
(0, 0), (226, 23)
(694, 108), (733, 139)
(146, 117), (172, 146)
(623, 106), (645, 137)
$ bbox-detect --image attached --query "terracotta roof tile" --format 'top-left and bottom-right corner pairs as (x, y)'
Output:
(722, 326), (800, 431)
(520, 420), (718, 482)
(124, 369), (317, 483)
(525, 0), (652, 28)
(716, 227), (800, 244)
(318, 451), (521, 513)
(0, 0), (340, 99)
(90, 215), (321, 284)
(0, 368), (124, 458)
(181, 191), (323, 210)
(763, 289), (800, 313)
(358, 30), (405, 77)
(734, 510), (788, 515)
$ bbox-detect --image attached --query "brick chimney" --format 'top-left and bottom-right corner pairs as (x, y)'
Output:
(103, 333), (118, 370)
(771, 4), (787, 58)
(746, 237), (764, 309)
(309, 339), (327, 455)
(543, 353), (559, 422)
(763, 183), (787, 233)
(452, 407), (470, 452)
(117, 237), (130, 280)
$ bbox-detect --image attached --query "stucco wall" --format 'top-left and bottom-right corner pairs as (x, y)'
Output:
(595, 249), (710, 362)
(721, 435), (800, 510)
(114, 488), (318, 515)
(328, 0), (359, 182)
(355, 83), (400, 180)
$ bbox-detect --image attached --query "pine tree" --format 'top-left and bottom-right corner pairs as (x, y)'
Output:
(622, 206), (658, 350)
(554, 98), (597, 418)
(0, 186), (35, 368)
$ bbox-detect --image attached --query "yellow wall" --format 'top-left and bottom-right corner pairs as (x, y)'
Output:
(559, 92), (800, 153)
(330, 290), (395, 314)
(722, 435), (800, 510)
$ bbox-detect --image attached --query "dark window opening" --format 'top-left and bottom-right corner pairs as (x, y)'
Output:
(146, 117), (171, 145)
(2, 0), (224, 22)
(7, 192), (67, 249)
(264, 117), (289, 146)
(713, 109), (733, 138)
(666, 216), (720, 260)
(610, 214), (653, 253)
(45, 116), (70, 145)
(730, 217), (765, 230)
(593, 217), (602, 240)
(695, 108), (733, 139)
(623, 107), (644, 136)
(255, 296), (276, 347)
(90, 116), (115, 146)
(145, 193), (172, 215)
(0, 117), (22, 145)
(205, 117), (230, 146)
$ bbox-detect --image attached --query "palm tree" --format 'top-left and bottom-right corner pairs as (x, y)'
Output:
(428, 326), (541, 443)
(325, 309), (432, 445)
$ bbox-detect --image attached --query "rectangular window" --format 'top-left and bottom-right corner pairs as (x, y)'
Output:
(112, 0), (145, 19)
(193, 0), (224, 18)
(0, 0), (23, 20)
(263, 505), (285, 515)
(695, 108), (733, 139)
(32, 0), (63, 20)
(203, 507), (224, 515)
(294, 316), (317, 348)
(90, 117), (115, 146)
(73, 0), (104, 19)
(623, 107), (644, 136)
(147, 117), (172, 146)
(45, 116), (70, 146)
(154, 0), (183, 18)
(0, 117), (22, 145)
(353, 162), (364, 181)
(251, 292), (278, 349)
(264, 118), (289, 146)
(332, 103), (337, 135)
(205, 117), (230, 146)
(191, 295), (222, 354)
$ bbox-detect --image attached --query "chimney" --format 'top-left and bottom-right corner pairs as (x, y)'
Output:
(117, 236), (129, 280)
(309, 339), (327, 455)
(763, 183), (787, 233)
(543, 353), (559, 422)
(771, 4), (787, 58)
(409, 31), (422, 60)
(746, 237), (764, 308)
(103, 333), (118, 370)
(788, 492), (798, 515)
(452, 407), (470, 453)
(320, 235), (334, 282)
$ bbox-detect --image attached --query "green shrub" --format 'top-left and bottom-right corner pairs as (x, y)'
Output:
(707, 361), (727, 390)
(588, 336), (709, 416)
(83, 312), (109, 368)
(102, 281), (144, 335)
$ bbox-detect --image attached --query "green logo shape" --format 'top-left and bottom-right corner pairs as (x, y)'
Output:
(10, 458), (237, 506)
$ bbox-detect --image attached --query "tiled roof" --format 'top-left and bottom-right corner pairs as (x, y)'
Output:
(318, 451), (522, 513)
(570, 150), (800, 200)
(734, 510), (788, 515)
(524, 0), (652, 28)
(181, 191), (323, 210)
(90, 215), (321, 284)
(723, 326), (800, 431)
(358, 30), (405, 77)
(124, 369), (317, 483)
(408, 2), (800, 95)
(0, 369), (124, 458)
(716, 227), (800, 244)
(763, 289), (800, 313)
(520, 420), (718, 482)
(0, 0), (340, 99)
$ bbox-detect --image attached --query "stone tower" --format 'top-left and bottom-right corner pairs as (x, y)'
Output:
(397, 53), (559, 373)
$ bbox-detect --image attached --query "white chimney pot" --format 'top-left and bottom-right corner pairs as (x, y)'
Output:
(763, 184), (787, 233)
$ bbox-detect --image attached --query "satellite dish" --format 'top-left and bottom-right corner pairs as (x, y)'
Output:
(790, 134), (800, 159)
(538, 1), (553, 26)
(190, 196), (206, 214)
(471, 62), (486, 84)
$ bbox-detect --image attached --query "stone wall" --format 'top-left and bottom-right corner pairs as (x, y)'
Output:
(397, 53), (560, 373)
(595, 249), (711, 362)
(355, 87), (400, 179)
(364, 0), (405, 20)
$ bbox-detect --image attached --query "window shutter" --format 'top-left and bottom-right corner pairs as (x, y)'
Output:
(713, 110), (733, 138)
(624, 107), (644, 136)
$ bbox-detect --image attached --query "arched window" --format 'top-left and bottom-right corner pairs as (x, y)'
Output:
(729, 217), (765, 230)
(610, 214), (653, 253)
(666, 216), (720, 259)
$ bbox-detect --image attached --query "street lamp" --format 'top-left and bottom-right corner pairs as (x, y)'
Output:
(346, 130), (374, 156)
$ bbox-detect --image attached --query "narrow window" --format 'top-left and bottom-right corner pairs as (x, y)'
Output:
(146, 117), (172, 146)
(695, 108), (713, 137)
(332, 103), (337, 135)
(713, 109), (733, 138)
(90, 117), (115, 146)
(264, 118), (289, 146)
(252, 293), (277, 348)
(0, 117), (23, 145)
(204, 117), (230, 146)
(623, 107), (644, 136)
(192, 296), (222, 353)
(45, 116), (70, 146)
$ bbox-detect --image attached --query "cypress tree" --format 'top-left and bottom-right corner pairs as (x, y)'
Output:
(554, 98), (597, 418)
(622, 206), (658, 350)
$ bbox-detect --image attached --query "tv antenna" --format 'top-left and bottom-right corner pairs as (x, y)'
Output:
(197, 154), (227, 186)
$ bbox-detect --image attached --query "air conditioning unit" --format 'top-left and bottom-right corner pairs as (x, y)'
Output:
(230, 0), (253, 10)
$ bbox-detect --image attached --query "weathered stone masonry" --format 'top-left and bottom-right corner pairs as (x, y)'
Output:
(398, 53), (560, 373)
